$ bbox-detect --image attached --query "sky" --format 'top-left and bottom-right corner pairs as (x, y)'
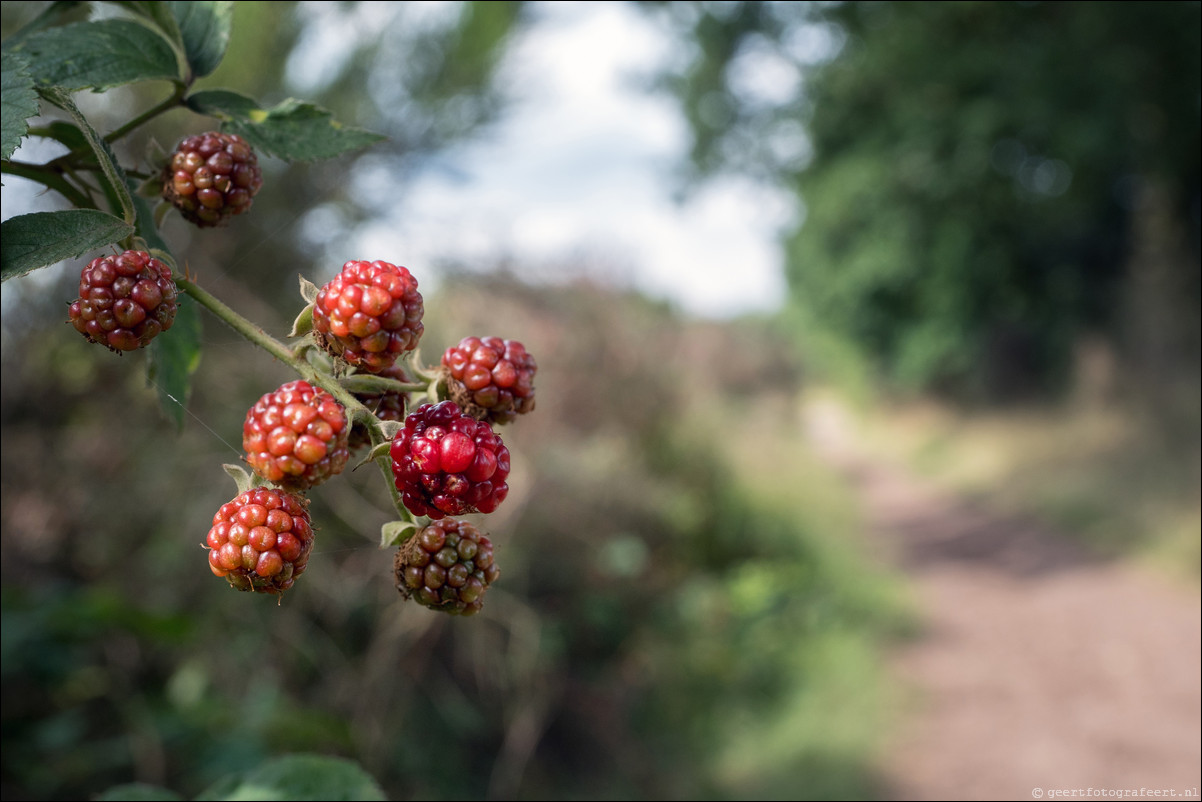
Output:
(336, 1), (798, 319)
(1, 1), (799, 321)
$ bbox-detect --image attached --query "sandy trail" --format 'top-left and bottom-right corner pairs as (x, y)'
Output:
(804, 399), (1202, 801)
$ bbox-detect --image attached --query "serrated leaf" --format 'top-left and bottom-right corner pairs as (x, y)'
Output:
(186, 90), (385, 161)
(167, 1), (233, 80)
(95, 783), (184, 802)
(1, 51), (39, 161)
(195, 754), (387, 801)
(147, 297), (202, 431)
(39, 87), (136, 223)
(8, 19), (182, 91)
(381, 520), (419, 549)
(0, 210), (133, 282)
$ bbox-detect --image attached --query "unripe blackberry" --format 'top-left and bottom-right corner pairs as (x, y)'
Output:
(312, 260), (424, 373)
(441, 336), (536, 424)
(389, 400), (510, 519)
(162, 131), (262, 227)
(348, 363), (412, 450)
(243, 380), (350, 491)
(394, 519), (500, 616)
(68, 250), (178, 352)
(205, 487), (314, 595)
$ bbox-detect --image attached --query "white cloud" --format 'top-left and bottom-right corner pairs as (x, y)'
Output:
(352, 1), (796, 318)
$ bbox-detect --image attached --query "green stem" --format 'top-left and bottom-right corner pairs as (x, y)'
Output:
(1, 160), (95, 209)
(177, 276), (413, 523)
(105, 85), (187, 144)
(177, 276), (298, 367)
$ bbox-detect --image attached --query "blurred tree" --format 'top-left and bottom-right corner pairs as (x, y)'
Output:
(645, 0), (1201, 400)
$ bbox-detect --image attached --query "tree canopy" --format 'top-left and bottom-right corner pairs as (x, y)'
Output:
(649, 0), (1201, 399)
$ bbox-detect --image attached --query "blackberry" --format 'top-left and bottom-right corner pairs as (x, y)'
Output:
(441, 336), (537, 424)
(312, 260), (424, 373)
(162, 131), (262, 227)
(205, 488), (314, 595)
(243, 380), (350, 491)
(394, 519), (500, 615)
(389, 400), (510, 519)
(68, 250), (178, 352)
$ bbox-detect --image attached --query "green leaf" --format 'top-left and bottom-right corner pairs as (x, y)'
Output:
(195, 754), (387, 801)
(0, 2), (89, 51)
(186, 90), (386, 161)
(147, 297), (202, 431)
(34, 120), (90, 151)
(8, 19), (181, 91)
(0, 210), (133, 282)
(1, 51), (39, 161)
(39, 87), (136, 223)
(112, 2), (184, 44)
(167, 1), (234, 80)
(95, 783), (184, 802)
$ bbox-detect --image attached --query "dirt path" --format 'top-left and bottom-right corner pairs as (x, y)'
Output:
(803, 399), (1202, 802)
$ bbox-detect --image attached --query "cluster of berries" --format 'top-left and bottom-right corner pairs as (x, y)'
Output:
(68, 133), (537, 615)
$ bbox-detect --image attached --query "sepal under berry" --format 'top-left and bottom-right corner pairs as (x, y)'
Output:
(205, 487), (315, 595)
(394, 519), (500, 616)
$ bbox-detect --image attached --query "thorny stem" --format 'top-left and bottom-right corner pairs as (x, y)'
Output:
(176, 276), (414, 524)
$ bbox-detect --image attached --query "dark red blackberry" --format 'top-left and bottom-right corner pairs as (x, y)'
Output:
(389, 400), (510, 519)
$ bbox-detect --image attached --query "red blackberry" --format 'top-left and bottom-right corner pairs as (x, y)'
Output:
(389, 400), (510, 519)
(68, 250), (178, 352)
(312, 260), (424, 373)
(441, 336), (537, 424)
(242, 380), (350, 491)
(348, 363), (412, 450)
(394, 519), (500, 616)
(162, 131), (262, 227)
(205, 487), (314, 595)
